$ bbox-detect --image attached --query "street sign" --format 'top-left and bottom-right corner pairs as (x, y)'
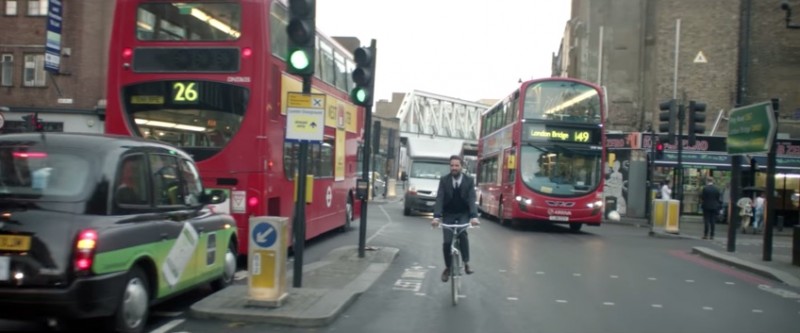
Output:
(727, 101), (776, 155)
(286, 92), (325, 142)
(251, 222), (277, 248)
(44, 0), (63, 73)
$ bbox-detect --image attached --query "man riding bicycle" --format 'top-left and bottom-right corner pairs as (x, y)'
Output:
(432, 155), (480, 283)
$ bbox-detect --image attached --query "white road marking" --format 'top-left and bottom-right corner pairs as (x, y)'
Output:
(651, 304), (663, 308)
(536, 271), (545, 275)
(725, 282), (735, 285)
(603, 302), (615, 306)
(427, 265), (436, 269)
(702, 306), (713, 311)
(415, 293), (426, 296)
(507, 297), (518, 301)
(151, 311), (183, 318)
(499, 269), (507, 273)
(149, 319), (185, 333)
(686, 279), (695, 283)
(758, 284), (800, 299)
(752, 309), (763, 313)
(234, 270), (248, 281)
(648, 277), (657, 281)
(573, 273), (582, 277)
(458, 295), (467, 298)
(556, 300), (568, 303)
(610, 275), (619, 279)
(369, 205), (395, 243)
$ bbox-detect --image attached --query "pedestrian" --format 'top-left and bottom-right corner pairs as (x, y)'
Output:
(736, 196), (753, 233)
(431, 155), (480, 282)
(660, 181), (672, 200)
(752, 192), (765, 232)
(700, 178), (721, 239)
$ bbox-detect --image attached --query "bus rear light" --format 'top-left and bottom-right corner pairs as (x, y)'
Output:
(74, 229), (98, 273)
(242, 47), (253, 59)
(122, 48), (133, 59)
(248, 196), (259, 208)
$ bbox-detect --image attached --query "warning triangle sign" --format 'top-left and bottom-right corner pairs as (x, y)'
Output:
(694, 51), (707, 63)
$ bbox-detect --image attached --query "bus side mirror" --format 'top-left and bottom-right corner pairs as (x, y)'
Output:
(400, 172), (408, 181)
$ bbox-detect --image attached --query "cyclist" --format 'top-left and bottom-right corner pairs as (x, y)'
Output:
(432, 155), (480, 282)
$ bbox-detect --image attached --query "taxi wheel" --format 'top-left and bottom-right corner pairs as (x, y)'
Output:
(211, 244), (238, 291)
(110, 266), (149, 333)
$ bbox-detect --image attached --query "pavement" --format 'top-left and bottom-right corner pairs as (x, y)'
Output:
(190, 194), (800, 327)
(611, 214), (800, 288)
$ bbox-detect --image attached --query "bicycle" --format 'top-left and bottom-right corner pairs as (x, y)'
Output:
(438, 221), (476, 306)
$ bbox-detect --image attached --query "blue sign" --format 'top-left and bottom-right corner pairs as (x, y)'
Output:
(44, 0), (62, 73)
(251, 222), (277, 248)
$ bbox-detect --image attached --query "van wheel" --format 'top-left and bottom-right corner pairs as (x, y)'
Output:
(403, 205), (411, 216)
(109, 266), (149, 333)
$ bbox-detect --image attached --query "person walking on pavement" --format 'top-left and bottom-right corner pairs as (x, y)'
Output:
(660, 181), (672, 200)
(432, 155), (480, 283)
(737, 196), (753, 233)
(752, 192), (765, 233)
(700, 178), (722, 239)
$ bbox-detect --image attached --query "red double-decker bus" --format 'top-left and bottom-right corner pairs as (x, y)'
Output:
(477, 78), (606, 231)
(105, 0), (364, 254)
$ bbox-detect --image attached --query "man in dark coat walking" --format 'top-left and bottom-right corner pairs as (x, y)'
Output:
(700, 178), (722, 239)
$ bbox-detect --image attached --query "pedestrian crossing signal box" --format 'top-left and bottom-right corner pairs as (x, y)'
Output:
(356, 179), (369, 200)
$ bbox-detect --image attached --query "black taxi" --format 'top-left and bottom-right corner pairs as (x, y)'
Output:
(0, 133), (236, 333)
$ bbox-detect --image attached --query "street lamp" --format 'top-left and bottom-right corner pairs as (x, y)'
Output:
(781, 1), (800, 29)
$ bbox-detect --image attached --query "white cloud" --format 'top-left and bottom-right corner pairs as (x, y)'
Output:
(317, 0), (571, 102)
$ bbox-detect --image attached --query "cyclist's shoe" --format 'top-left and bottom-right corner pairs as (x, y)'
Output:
(465, 264), (474, 275)
(441, 268), (450, 282)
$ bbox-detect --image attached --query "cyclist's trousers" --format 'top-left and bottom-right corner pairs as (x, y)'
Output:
(442, 213), (470, 267)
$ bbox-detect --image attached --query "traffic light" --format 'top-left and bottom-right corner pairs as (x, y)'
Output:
(658, 99), (677, 144)
(286, 0), (316, 76)
(687, 100), (706, 146)
(351, 45), (375, 107)
(655, 141), (664, 160)
(21, 113), (43, 132)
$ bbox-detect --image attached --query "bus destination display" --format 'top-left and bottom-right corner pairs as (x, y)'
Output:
(524, 124), (598, 144)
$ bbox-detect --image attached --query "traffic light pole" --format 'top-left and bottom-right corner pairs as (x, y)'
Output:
(676, 103), (685, 211)
(292, 77), (313, 288)
(358, 39), (377, 259)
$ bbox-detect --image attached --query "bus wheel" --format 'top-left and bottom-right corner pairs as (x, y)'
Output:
(342, 196), (353, 232)
(569, 223), (583, 232)
(497, 202), (506, 225)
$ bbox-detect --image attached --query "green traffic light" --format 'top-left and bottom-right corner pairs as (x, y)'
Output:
(352, 88), (367, 104)
(289, 49), (311, 71)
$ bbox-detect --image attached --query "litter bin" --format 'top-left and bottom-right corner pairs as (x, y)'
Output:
(605, 196), (617, 219)
(793, 226), (800, 267)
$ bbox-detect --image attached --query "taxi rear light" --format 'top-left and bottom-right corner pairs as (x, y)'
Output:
(12, 152), (48, 159)
(74, 229), (98, 273)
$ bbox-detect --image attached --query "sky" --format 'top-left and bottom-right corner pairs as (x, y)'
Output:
(315, 0), (573, 104)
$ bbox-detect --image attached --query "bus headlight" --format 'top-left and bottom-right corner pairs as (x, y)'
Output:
(587, 200), (603, 208)
(515, 195), (532, 205)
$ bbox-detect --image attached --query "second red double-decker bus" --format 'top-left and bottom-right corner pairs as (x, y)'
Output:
(105, 0), (364, 254)
(477, 77), (606, 231)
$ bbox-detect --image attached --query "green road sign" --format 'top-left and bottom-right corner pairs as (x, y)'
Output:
(727, 101), (776, 155)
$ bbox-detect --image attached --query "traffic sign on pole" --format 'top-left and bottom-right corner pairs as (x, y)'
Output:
(727, 101), (776, 155)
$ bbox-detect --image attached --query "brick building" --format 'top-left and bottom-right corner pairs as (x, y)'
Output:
(555, 0), (800, 137)
(0, 0), (113, 133)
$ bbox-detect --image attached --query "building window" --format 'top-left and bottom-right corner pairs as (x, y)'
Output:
(1, 54), (12, 86)
(26, 0), (46, 16)
(5, 0), (18, 15)
(23, 54), (46, 87)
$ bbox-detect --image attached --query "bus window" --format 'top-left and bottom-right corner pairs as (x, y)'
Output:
(136, 2), (241, 41)
(523, 81), (600, 124)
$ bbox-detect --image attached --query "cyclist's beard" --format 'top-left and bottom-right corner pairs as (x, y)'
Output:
(451, 170), (461, 178)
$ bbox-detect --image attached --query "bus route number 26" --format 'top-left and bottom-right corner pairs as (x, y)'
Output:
(172, 82), (199, 104)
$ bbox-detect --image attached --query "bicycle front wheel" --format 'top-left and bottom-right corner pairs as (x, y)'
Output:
(451, 252), (460, 306)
